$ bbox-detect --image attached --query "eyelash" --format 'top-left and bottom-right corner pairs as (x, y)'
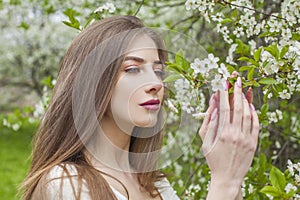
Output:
(124, 66), (165, 78)
(154, 70), (165, 78)
(124, 67), (140, 73)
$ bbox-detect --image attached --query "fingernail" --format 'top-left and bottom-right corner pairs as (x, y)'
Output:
(223, 81), (228, 91)
(230, 71), (238, 78)
(209, 94), (215, 106)
(242, 93), (246, 99)
(236, 77), (242, 88)
(250, 103), (255, 111)
(211, 108), (218, 121)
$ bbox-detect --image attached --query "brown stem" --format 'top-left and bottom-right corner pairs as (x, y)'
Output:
(220, 0), (288, 22)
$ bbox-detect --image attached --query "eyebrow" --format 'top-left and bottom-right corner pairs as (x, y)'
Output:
(124, 56), (163, 65)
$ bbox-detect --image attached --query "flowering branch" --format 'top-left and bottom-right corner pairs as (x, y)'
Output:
(219, 0), (289, 22)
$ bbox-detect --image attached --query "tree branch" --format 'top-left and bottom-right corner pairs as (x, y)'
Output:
(134, 0), (145, 16)
(220, 0), (288, 22)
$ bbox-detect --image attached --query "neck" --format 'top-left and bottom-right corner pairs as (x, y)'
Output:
(86, 114), (134, 173)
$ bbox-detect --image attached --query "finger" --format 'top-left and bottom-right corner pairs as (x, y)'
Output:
(230, 71), (239, 78)
(229, 71), (239, 90)
(229, 93), (234, 122)
(232, 77), (243, 128)
(250, 104), (260, 146)
(246, 87), (253, 104)
(202, 108), (218, 155)
(242, 95), (252, 134)
(218, 82), (230, 130)
(199, 94), (216, 140)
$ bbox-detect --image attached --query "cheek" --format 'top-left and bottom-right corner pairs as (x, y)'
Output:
(110, 77), (140, 120)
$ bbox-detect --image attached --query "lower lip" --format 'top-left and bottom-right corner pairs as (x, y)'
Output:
(141, 104), (160, 110)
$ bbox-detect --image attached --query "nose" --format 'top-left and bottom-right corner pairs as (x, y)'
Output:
(145, 82), (163, 94)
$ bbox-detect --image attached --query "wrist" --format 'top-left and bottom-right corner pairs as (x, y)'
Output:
(207, 177), (241, 199)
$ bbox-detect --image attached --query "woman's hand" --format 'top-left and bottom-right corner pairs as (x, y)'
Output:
(199, 77), (260, 199)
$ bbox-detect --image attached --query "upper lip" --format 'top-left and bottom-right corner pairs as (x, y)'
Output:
(139, 99), (160, 106)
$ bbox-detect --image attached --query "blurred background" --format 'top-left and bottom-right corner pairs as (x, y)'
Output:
(1, 0), (299, 199)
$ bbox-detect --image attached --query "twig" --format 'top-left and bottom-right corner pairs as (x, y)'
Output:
(272, 140), (289, 165)
(179, 162), (202, 197)
(171, 15), (195, 29)
(156, 1), (185, 9)
(134, 0), (145, 16)
(220, 0), (288, 22)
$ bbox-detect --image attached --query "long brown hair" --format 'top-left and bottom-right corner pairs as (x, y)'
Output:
(20, 16), (168, 200)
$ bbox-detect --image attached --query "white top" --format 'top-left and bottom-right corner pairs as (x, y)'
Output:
(46, 165), (180, 200)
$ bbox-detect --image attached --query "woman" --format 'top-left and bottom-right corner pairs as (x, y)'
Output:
(20, 15), (259, 200)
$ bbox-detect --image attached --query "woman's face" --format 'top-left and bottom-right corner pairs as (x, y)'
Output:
(109, 34), (164, 133)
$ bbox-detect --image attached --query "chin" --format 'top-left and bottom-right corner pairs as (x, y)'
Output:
(133, 118), (157, 128)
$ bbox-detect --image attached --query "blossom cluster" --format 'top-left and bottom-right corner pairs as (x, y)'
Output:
(286, 160), (300, 198)
(266, 109), (283, 123)
(94, 2), (116, 14)
(2, 118), (21, 131)
(190, 53), (230, 92)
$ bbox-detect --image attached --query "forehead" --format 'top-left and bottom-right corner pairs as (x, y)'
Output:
(125, 34), (159, 59)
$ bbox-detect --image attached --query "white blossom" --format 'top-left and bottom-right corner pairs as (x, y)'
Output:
(287, 159), (295, 176)
(191, 58), (208, 75)
(3, 118), (10, 127)
(185, 0), (198, 10)
(226, 43), (238, 65)
(12, 123), (20, 131)
(181, 102), (194, 114)
(233, 27), (244, 38)
(278, 89), (291, 99)
(285, 183), (297, 193)
(211, 74), (226, 92)
(94, 2), (116, 13)
(268, 19), (281, 33)
(211, 13), (224, 22)
(267, 92), (273, 99)
(218, 63), (230, 78)
(204, 53), (219, 69)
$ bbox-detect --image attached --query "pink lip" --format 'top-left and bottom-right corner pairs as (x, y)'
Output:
(140, 99), (160, 110)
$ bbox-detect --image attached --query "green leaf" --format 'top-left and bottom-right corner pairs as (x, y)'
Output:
(235, 39), (250, 56)
(261, 103), (269, 114)
(258, 31), (271, 38)
(259, 78), (277, 85)
(280, 45), (289, 59)
(261, 119), (269, 126)
(254, 47), (262, 62)
(226, 65), (236, 74)
(292, 33), (300, 41)
(175, 50), (189, 71)
(63, 8), (81, 30)
(166, 64), (183, 74)
(252, 81), (260, 87)
(221, 18), (232, 23)
(270, 167), (286, 191)
(18, 21), (30, 30)
(10, 0), (21, 5)
(239, 66), (254, 71)
(247, 68), (254, 80)
(264, 44), (279, 60)
(163, 74), (182, 83)
(260, 186), (281, 197)
(238, 57), (250, 62)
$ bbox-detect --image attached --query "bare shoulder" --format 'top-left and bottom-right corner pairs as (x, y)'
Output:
(155, 178), (180, 200)
(45, 164), (91, 200)
(47, 164), (78, 179)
